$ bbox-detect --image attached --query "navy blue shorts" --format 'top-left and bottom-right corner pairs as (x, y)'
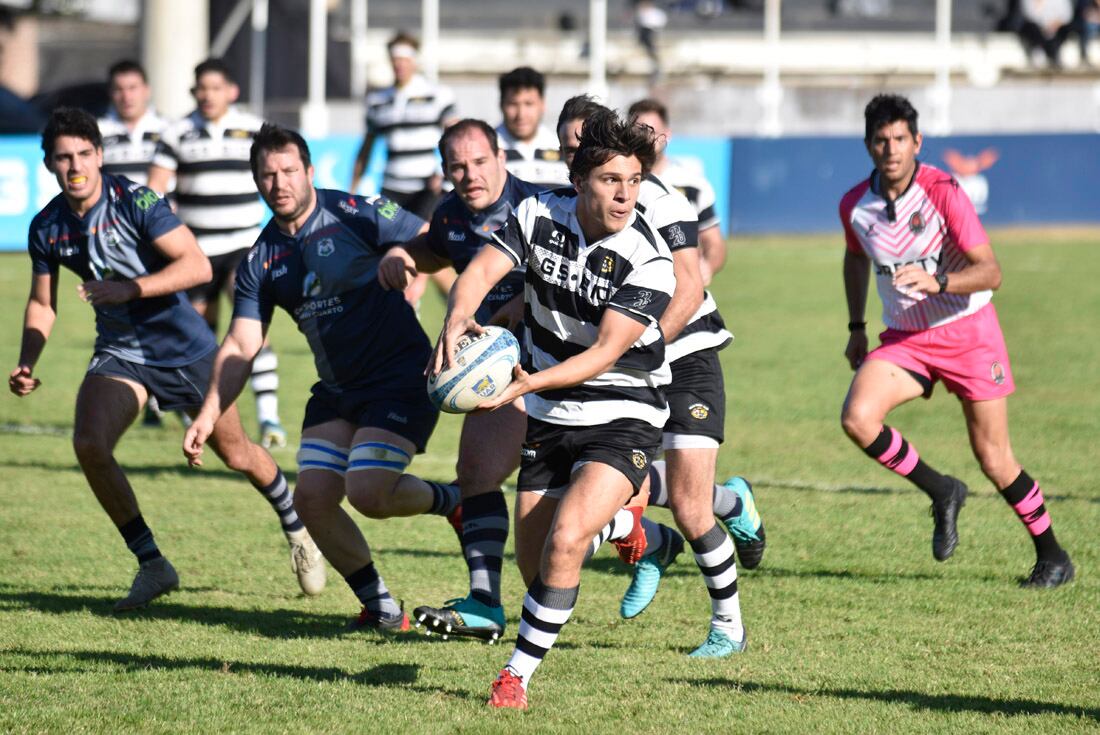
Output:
(85, 350), (215, 411)
(303, 381), (439, 453)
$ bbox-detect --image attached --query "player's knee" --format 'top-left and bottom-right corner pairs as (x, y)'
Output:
(346, 478), (398, 519)
(543, 528), (588, 569)
(840, 401), (877, 442)
(218, 443), (255, 475)
(72, 431), (110, 466)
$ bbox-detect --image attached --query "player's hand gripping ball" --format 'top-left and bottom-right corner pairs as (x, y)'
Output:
(427, 326), (520, 413)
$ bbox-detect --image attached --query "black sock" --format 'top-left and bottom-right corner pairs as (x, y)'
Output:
(118, 514), (162, 563)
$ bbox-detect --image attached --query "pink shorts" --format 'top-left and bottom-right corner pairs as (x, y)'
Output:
(866, 303), (1015, 401)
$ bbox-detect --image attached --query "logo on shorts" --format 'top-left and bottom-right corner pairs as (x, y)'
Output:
(87, 355), (101, 371)
(317, 238), (335, 257)
(386, 411), (408, 424)
(991, 361), (1006, 385)
(472, 375), (496, 397)
(908, 211), (926, 235)
(689, 403), (710, 420)
(631, 450), (647, 470)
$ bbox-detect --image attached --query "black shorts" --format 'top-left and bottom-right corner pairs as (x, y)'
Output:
(85, 350), (215, 412)
(517, 417), (662, 495)
(382, 186), (441, 221)
(187, 248), (248, 304)
(664, 348), (726, 443)
(302, 381), (439, 453)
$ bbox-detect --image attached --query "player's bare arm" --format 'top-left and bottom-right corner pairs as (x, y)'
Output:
(183, 316), (266, 465)
(10, 272), (58, 396)
(480, 309), (647, 411)
(659, 246), (704, 342)
(698, 224), (726, 286)
(349, 130), (376, 190)
(146, 164), (173, 196)
(430, 245), (514, 375)
(843, 248), (871, 370)
(892, 243), (1002, 296)
(79, 224), (211, 306)
(378, 230), (450, 291)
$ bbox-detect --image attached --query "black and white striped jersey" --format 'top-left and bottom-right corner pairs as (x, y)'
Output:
(637, 172), (732, 363)
(491, 188), (675, 428)
(97, 109), (165, 186)
(495, 124), (570, 191)
(659, 157), (720, 232)
(152, 107), (264, 257)
(366, 74), (456, 194)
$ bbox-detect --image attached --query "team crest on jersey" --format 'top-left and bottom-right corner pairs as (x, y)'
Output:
(908, 211), (926, 235)
(631, 450), (647, 470)
(543, 149), (561, 161)
(991, 361), (1006, 385)
(317, 238), (335, 257)
(549, 229), (566, 249)
(600, 255), (615, 273)
(303, 271), (323, 297)
(689, 403), (710, 420)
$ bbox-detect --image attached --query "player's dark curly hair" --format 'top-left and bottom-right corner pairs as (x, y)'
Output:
(250, 122), (312, 177)
(864, 94), (919, 141)
(438, 118), (499, 167)
(569, 107), (657, 184)
(41, 107), (102, 159)
(499, 66), (544, 99)
(555, 94), (607, 136)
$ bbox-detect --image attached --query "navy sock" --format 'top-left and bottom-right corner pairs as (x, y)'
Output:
(462, 491), (509, 607)
(118, 514), (162, 563)
(252, 470), (304, 533)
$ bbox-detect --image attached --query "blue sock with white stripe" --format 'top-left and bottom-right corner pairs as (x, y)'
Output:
(504, 576), (578, 689)
(252, 470), (304, 534)
(345, 562), (401, 617)
(427, 481), (461, 516)
(462, 491), (509, 607)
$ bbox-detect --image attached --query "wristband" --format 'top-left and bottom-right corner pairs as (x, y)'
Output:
(848, 321), (866, 332)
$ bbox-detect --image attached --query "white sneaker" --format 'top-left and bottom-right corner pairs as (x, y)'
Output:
(287, 530), (326, 596)
(114, 557), (179, 612)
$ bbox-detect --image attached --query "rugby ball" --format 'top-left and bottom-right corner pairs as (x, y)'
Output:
(427, 326), (521, 414)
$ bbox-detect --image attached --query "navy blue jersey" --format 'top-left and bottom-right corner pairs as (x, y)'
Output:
(426, 173), (544, 321)
(234, 189), (429, 391)
(28, 173), (216, 367)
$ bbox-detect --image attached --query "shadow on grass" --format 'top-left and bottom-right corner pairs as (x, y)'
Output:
(0, 586), (382, 641)
(671, 677), (1100, 722)
(1, 648), (476, 699)
(756, 478), (1100, 505)
(0, 457), (299, 485)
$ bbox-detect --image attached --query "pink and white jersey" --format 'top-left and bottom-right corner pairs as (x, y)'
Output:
(840, 163), (991, 332)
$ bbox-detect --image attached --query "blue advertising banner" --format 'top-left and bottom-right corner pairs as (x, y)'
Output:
(728, 133), (1100, 234)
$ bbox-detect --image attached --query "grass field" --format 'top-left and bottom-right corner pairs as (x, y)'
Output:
(1, 229), (1098, 733)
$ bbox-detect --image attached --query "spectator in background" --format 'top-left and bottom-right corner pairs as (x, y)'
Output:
(1017, 0), (1074, 68)
(0, 8), (42, 134)
(350, 31), (459, 304)
(1072, 0), (1100, 65)
(634, 1), (668, 86)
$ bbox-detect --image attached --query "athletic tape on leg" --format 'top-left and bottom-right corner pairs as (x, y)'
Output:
(662, 433), (720, 450)
(348, 442), (411, 473)
(297, 439), (350, 475)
